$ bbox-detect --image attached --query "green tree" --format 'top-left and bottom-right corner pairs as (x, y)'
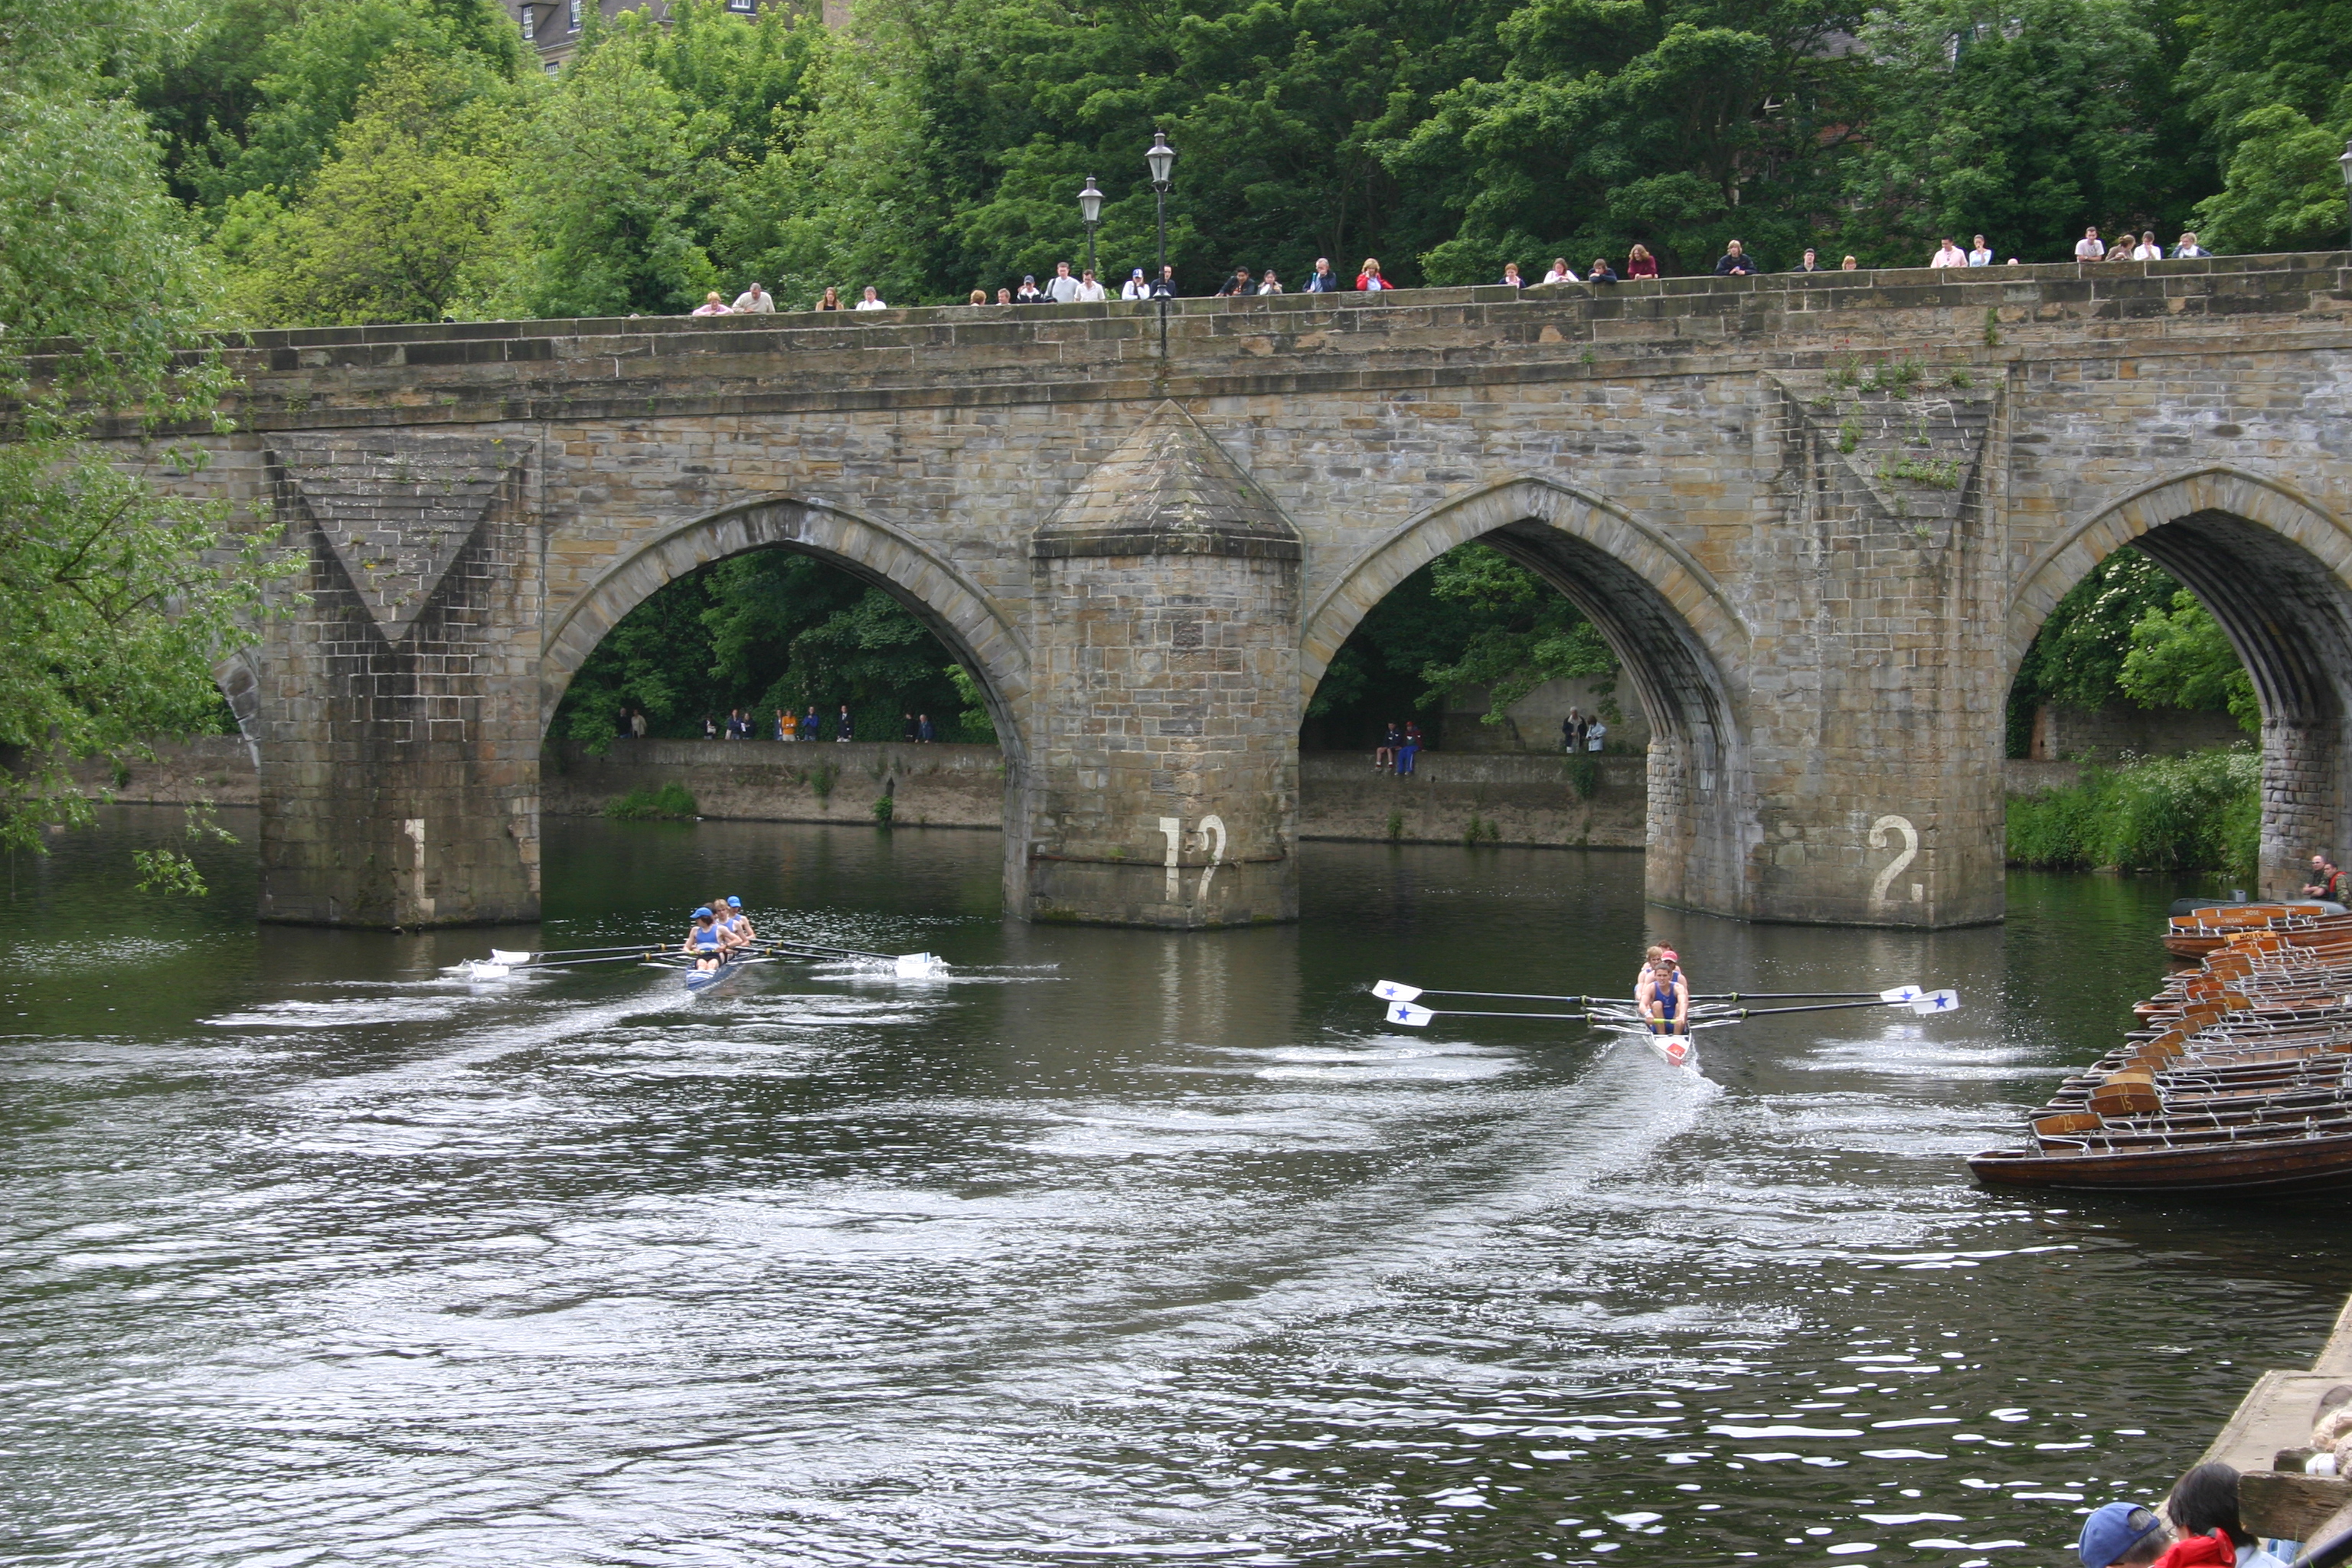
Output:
(492, 43), (719, 317)
(0, 24), (289, 887)
(187, 0), (525, 210)
(2191, 102), (2352, 253)
(2121, 591), (2260, 732)
(217, 46), (530, 326)
(1844, 0), (2198, 264)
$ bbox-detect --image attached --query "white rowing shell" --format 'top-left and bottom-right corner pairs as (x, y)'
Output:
(1646, 1034), (1697, 1070)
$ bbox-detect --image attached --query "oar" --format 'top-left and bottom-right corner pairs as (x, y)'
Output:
(1390, 990), (1961, 1028)
(1374, 979), (1928, 1005)
(465, 950), (663, 979)
(1384, 1001), (1590, 1027)
(487, 942), (655, 965)
(1707, 991), (1961, 1020)
(754, 939), (949, 978)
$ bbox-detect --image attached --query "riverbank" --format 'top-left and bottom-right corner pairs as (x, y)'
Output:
(65, 740), (2112, 851)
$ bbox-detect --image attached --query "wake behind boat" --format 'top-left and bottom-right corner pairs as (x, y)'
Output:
(456, 897), (948, 991)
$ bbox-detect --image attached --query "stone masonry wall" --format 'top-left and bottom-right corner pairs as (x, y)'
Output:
(114, 252), (2352, 928)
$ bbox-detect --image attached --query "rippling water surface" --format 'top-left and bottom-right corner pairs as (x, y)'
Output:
(3, 809), (2347, 1566)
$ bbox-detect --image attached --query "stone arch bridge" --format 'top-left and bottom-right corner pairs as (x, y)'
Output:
(129, 253), (2352, 929)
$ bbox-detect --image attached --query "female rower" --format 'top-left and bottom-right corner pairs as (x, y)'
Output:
(682, 906), (728, 973)
(721, 896), (757, 945)
(1637, 949), (1690, 1036)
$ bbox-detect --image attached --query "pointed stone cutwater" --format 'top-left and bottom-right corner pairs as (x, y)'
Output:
(269, 436), (531, 644)
(1034, 401), (1302, 564)
(1021, 403), (1302, 929)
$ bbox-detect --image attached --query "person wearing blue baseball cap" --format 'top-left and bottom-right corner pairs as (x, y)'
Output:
(721, 896), (756, 945)
(2078, 1501), (2170, 1568)
(681, 906), (727, 974)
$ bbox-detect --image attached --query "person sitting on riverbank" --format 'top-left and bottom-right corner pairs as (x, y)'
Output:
(2161, 1463), (2290, 1568)
(1375, 721), (1401, 772)
(2305, 854), (2342, 899)
(2078, 1501), (2171, 1568)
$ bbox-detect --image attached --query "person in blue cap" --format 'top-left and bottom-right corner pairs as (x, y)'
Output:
(681, 906), (729, 974)
(721, 896), (756, 946)
(2077, 1501), (2170, 1568)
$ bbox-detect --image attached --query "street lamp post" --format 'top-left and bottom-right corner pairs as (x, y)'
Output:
(2341, 139), (2352, 256)
(1146, 132), (1175, 358)
(1077, 175), (1103, 284)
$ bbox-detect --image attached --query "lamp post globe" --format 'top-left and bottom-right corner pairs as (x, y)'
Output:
(1145, 132), (1175, 308)
(1077, 175), (1103, 281)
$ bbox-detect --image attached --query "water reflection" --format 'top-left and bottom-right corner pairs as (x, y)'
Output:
(0, 810), (2345, 1566)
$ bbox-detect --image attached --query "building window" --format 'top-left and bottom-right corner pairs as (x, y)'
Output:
(544, 59), (560, 74)
(727, 0), (754, 11)
(568, 0), (580, 28)
(518, 2), (534, 39)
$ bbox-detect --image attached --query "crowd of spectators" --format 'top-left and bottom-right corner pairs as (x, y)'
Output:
(675, 224), (2228, 318)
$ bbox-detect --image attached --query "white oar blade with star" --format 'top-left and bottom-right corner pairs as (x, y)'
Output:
(1909, 988), (1960, 1015)
(1386, 1001), (1436, 1027)
(1373, 980), (1423, 1002)
(1880, 984), (1923, 1002)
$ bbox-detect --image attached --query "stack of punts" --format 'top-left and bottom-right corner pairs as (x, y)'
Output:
(2161, 899), (2342, 959)
(1970, 909), (2352, 1197)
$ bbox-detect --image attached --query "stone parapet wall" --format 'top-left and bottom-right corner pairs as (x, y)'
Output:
(1298, 750), (1645, 848)
(542, 740), (1005, 827)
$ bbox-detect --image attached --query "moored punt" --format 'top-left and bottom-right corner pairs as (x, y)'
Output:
(2163, 901), (2345, 959)
(1970, 910), (2352, 1196)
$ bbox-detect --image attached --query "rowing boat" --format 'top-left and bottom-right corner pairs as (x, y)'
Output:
(681, 953), (750, 992)
(1645, 1033), (1698, 1071)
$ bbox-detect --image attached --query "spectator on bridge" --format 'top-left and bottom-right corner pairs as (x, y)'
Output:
(816, 286), (843, 311)
(2105, 234), (2136, 261)
(1586, 717), (1608, 753)
(996, 287), (1014, 305)
(1625, 244), (1659, 278)
(836, 704), (855, 742)
(1257, 269), (1283, 295)
(778, 708), (796, 741)
(1076, 269), (1108, 302)
(1792, 247), (1825, 273)
(1841, 254), (1860, 270)
(691, 291), (731, 316)
(730, 283), (775, 312)
(2303, 854), (2341, 899)
(2077, 1502), (2171, 1568)
(703, 714), (720, 740)
(2174, 231), (2210, 258)
(1713, 240), (1758, 276)
(1587, 257), (1619, 283)
(1217, 266), (1256, 297)
(2076, 226), (2108, 261)
(1047, 261), (1082, 304)
(1498, 262), (1524, 288)
(917, 714), (936, 743)
(969, 289), (988, 305)
(854, 286), (887, 311)
(1563, 708), (1587, 753)
(1122, 269), (1151, 301)
(1151, 265), (1179, 299)
(1014, 275), (1046, 304)
(2133, 230), (2164, 260)
(903, 712), (919, 741)
(1968, 234), (1994, 266)
(1305, 257), (1342, 292)
(1930, 237), (1967, 267)
(1356, 257), (1390, 291)
(802, 703), (820, 740)
(1375, 721), (1401, 771)
(1543, 258), (1577, 283)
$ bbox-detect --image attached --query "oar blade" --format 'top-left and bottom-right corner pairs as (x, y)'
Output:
(1373, 980), (1423, 1002)
(1879, 984), (1922, 1003)
(1909, 988), (1961, 1015)
(1386, 1001), (1435, 1027)
(465, 961), (512, 980)
(894, 952), (949, 979)
(488, 949), (534, 966)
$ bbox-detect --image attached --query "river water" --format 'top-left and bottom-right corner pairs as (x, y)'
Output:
(3, 808), (2347, 1566)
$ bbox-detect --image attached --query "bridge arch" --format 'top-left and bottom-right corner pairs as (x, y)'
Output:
(540, 496), (1034, 760)
(2008, 466), (2352, 895)
(1302, 475), (1757, 915)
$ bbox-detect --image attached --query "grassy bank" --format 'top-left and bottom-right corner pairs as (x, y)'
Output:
(2007, 746), (2259, 882)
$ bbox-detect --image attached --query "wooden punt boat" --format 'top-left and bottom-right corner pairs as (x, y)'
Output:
(2164, 902), (2344, 959)
(1969, 912), (2352, 1197)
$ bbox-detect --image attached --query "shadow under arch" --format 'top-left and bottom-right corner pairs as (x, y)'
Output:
(2008, 466), (2352, 894)
(1302, 475), (1758, 916)
(540, 496), (1034, 762)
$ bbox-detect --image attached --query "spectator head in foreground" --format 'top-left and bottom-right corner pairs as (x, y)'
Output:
(2165, 1462), (2282, 1566)
(2176, 231), (2207, 256)
(1842, 254), (1860, 270)
(996, 287), (1012, 304)
(1798, 247), (1821, 271)
(1500, 262), (1522, 286)
(2077, 1502), (2169, 1568)
(969, 289), (987, 304)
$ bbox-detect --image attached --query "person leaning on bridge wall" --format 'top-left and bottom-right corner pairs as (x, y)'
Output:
(730, 282), (774, 312)
(1713, 239), (1759, 275)
(1625, 243), (1659, 278)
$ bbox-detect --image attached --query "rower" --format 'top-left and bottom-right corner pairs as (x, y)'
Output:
(721, 895), (756, 945)
(1637, 948), (1691, 1037)
(1634, 943), (1663, 995)
(682, 906), (727, 973)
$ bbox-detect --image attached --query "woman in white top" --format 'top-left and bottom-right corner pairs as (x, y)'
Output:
(2174, 232), (2210, 258)
(1541, 257), (1577, 283)
(1966, 234), (1992, 266)
(853, 286), (887, 311)
(2132, 230), (2163, 260)
(1586, 718), (1607, 753)
(1498, 262), (1524, 288)
(1256, 269), (1282, 295)
(691, 291), (731, 316)
(1120, 269), (1150, 300)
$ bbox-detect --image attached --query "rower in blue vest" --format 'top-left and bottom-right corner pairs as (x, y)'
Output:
(682, 906), (728, 973)
(721, 895), (756, 945)
(1636, 948), (1691, 1036)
